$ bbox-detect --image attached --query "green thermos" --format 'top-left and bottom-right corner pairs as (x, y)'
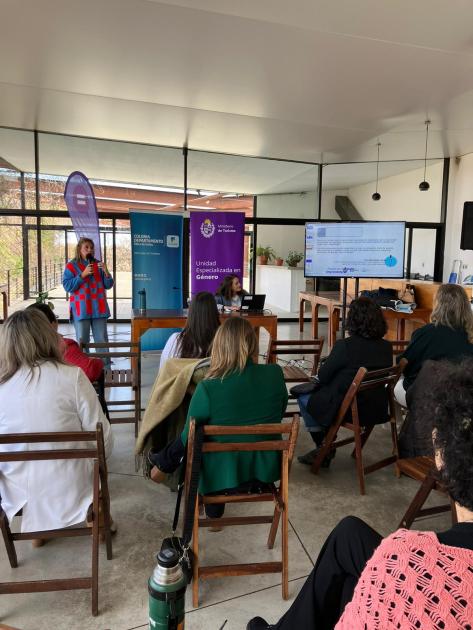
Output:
(148, 548), (186, 629)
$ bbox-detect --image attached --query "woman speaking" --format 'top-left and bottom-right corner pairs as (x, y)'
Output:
(62, 237), (114, 349)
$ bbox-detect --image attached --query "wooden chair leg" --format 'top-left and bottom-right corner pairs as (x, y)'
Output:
(450, 498), (458, 525)
(350, 425), (373, 459)
(281, 453), (289, 600)
(311, 423), (339, 474)
(91, 461), (100, 616)
(0, 506), (17, 568)
(353, 423), (365, 495)
(398, 473), (436, 529)
(267, 504), (281, 550)
(192, 495), (200, 608)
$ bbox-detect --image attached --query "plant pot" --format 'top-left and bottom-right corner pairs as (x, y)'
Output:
(287, 263), (298, 268)
(275, 258), (284, 266)
(257, 256), (268, 265)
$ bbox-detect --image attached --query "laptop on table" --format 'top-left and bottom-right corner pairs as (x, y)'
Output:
(240, 294), (266, 313)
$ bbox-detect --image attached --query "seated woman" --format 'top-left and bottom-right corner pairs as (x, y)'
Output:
(149, 317), (288, 517)
(160, 291), (220, 371)
(248, 358), (473, 630)
(394, 283), (473, 406)
(27, 302), (104, 382)
(215, 274), (248, 311)
(0, 309), (113, 543)
(297, 297), (393, 465)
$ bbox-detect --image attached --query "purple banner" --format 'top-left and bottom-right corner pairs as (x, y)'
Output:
(64, 171), (102, 260)
(190, 211), (245, 295)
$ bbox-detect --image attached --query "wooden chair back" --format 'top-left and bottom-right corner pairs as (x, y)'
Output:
(396, 455), (457, 529)
(0, 424), (112, 616)
(266, 337), (324, 381)
(185, 416), (299, 607)
(81, 340), (141, 436)
(311, 364), (403, 495)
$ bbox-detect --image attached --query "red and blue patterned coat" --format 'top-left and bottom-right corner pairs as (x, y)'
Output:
(62, 259), (114, 321)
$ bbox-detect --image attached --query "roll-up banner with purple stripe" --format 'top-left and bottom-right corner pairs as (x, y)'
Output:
(190, 211), (245, 295)
(64, 171), (102, 260)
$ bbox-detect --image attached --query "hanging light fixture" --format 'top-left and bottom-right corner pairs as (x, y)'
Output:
(419, 120), (431, 191)
(372, 141), (381, 201)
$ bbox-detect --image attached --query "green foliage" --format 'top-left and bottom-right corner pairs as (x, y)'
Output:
(36, 291), (55, 310)
(285, 251), (304, 267)
(256, 245), (275, 261)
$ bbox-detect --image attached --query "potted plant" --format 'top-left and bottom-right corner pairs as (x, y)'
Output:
(35, 291), (55, 311)
(285, 251), (303, 268)
(256, 246), (275, 265)
(275, 255), (284, 266)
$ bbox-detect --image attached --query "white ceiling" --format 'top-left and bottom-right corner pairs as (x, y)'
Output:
(1, 0), (473, 170)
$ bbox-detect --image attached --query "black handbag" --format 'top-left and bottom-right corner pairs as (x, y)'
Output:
(159, 425), (204, 584)
(290, 379), (320, 397)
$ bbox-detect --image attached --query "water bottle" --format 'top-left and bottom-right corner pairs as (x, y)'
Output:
(448, 259), (462, 284)
(148, 548), (186, 629)
(138, 288), (147, 312)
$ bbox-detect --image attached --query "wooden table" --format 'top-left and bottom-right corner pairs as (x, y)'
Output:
(299, 291), (431, 350)
(131, 309), (278, 362)
(299, 291), (341, 350)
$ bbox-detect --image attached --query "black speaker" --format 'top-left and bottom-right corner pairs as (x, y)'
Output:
(460, 202), (473, 250)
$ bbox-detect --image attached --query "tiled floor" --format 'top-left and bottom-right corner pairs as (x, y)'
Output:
(0, 323), (452, 630)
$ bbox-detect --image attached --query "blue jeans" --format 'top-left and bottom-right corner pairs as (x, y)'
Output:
(298, 393), (324, 433)
(73, 317), (110, 367)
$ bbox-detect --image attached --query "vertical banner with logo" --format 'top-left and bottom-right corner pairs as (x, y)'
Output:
(64, 171), (102, 259)
(190, 211), (245, 295)
(130, 211), (183, 351)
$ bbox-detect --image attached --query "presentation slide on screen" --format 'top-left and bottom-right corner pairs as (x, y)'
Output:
(305, 221), (405, 278)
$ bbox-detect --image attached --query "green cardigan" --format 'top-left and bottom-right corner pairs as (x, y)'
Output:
(181, 361), (288, 494)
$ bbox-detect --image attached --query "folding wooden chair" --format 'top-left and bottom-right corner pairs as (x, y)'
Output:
(0, 424), (112, 616)
(185, 416), (299, 607)
(81, 341), (141, 436)
(266, 338), (324, 382)
(311, 365), (402, 495)
(390, 339), (409, 361)
(396, 455), (457, 529)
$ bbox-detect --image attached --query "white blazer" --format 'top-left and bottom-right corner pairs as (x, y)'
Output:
(0, 362), (113, 532)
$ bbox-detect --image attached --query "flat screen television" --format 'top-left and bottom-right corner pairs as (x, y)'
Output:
(304, 221), (405, 278)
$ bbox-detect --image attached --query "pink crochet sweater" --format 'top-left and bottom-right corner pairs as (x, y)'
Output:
(336, 528), (473, 629)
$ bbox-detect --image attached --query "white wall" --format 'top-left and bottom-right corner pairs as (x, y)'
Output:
(347, 161), (443, 222)
(444, 153), (473, 282)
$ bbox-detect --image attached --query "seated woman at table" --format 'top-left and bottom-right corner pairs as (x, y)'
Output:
(297, 297), (392, 465)
(0, 309), (113, 543)
(159, 291), (221, 371)
(149, 317), (288, 517)
(215, 274), (248, 311)
(394, 283), (473, 406)
(248, 358), (473, 630)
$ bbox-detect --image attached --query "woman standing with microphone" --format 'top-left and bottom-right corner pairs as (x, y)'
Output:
(62, 237), (114, 349)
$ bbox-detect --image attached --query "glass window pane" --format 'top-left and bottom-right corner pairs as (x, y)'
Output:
(0, 128), (36, 209)
(255, 224), (306, 316)
(410, 229), (437, 280)
(38, 133), (184, 214)
(322, 159), (443, 222)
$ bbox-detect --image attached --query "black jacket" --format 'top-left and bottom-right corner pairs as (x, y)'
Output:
(307, 335), (393, 428)
(399, 323), (473, 391)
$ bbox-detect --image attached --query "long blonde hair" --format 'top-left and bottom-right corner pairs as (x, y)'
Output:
(73, 237), (94, 262)
(431, 284), (473, 342)
(206, 317), (257, 379)
(0, 310), (65, 384)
